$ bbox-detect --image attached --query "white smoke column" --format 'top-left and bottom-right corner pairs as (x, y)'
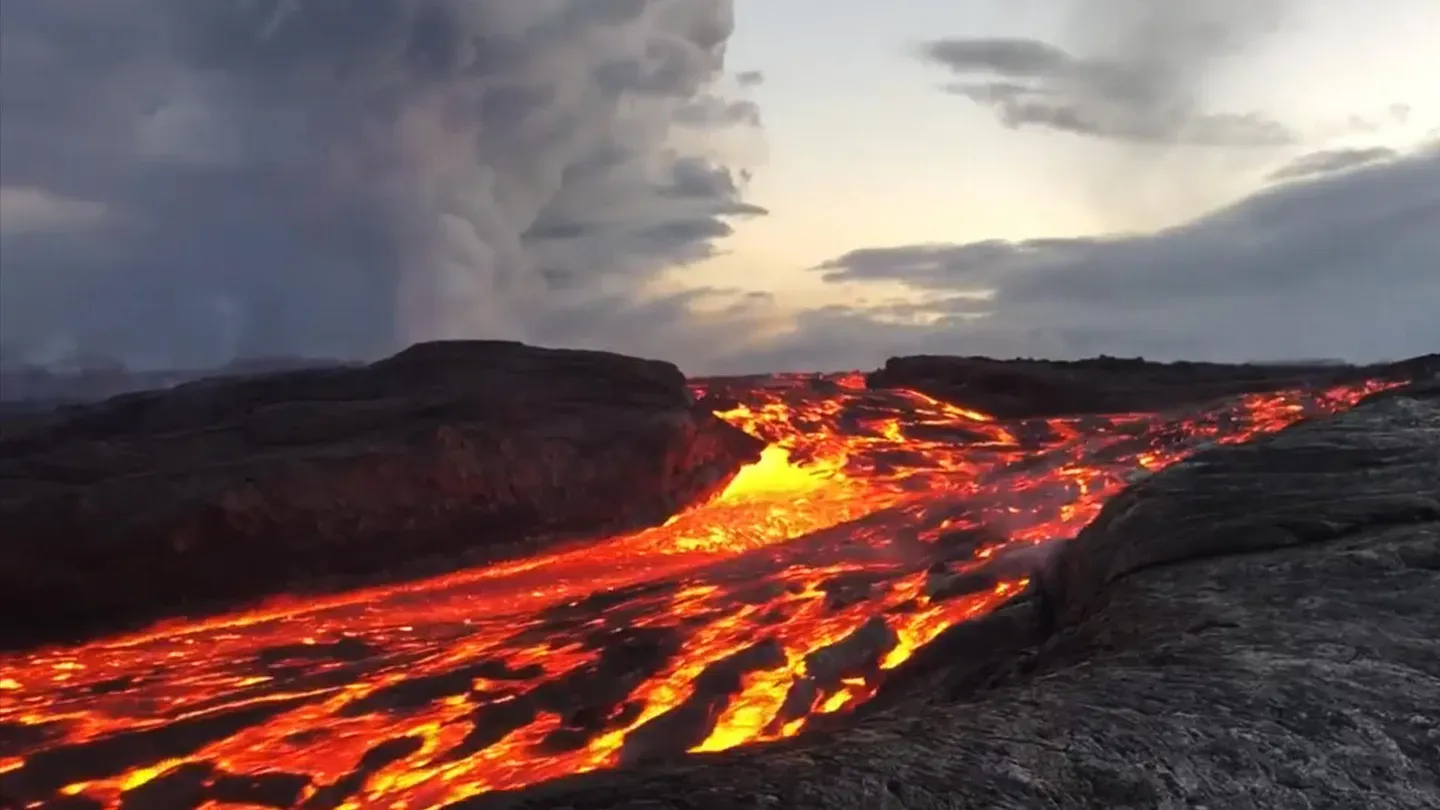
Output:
(0, 0), (758, 366)
(192, 0), (747, 348)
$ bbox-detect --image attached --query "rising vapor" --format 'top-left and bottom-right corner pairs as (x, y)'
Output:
(0, 0), (762, 368)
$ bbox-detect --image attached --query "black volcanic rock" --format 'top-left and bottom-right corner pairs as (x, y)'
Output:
(473, 380), (1440, 809)
(0, 340), (763, 649)
(867, 353), (1440, 417)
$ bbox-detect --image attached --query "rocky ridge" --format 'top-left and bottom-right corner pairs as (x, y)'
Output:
(0, 341), (763, 648)
(867, 353), (1439, 417)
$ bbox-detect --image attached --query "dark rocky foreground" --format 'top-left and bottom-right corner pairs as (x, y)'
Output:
(0, 341), (762, 649)
(474, 379), (1440, 809)
(868, 353), (1438, 417)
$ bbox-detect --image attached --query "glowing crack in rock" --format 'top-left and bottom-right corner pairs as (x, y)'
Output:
(0, 375), (1400, 808)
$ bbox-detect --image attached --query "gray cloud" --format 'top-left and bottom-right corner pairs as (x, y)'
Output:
(0, 0), (760, 368)
(674, 95), (763, 127)
(1344, 103), (1416, 135)
(526, 285), (785, 369)
(735, 70), (765, 88)
(1267, 146), (1400, 182)
(815, 238), (1102, 292)
(0, 188), (111, 235)
(725, 143), (1439, 372)
(919, 0), (1294, 146)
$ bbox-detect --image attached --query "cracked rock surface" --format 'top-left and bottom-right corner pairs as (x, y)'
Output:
(0, 340), (762, 649)
(478, 381), (1440, 810)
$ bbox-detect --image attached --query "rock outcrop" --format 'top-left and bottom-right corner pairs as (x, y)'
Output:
(867, 353), (1440, 418)
(0, 341), (763, 649)
(478, 380), (1440, 809)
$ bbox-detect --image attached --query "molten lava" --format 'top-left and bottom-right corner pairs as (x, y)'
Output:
(0, 375), (1398, 809)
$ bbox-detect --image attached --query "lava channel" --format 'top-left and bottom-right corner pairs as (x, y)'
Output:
(0, 376), (1399, 809)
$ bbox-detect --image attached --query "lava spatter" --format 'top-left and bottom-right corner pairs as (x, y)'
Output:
(0, 376), (1399, 808)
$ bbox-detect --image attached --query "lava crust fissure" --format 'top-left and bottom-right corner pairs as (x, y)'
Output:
(475, 376), (1440, 810)
(0, 349), (1435, 810)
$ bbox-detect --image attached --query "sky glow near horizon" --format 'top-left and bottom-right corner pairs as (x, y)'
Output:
(680, 0), (1437, 300)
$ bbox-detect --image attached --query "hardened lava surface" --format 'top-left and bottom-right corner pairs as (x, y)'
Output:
(0, 374), (1399, 809)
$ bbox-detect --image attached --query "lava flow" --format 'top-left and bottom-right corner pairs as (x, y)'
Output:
(0, 375), (1399, 809)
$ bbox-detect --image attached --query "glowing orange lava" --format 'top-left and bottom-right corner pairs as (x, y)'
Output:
(0, 375), (1399, 809)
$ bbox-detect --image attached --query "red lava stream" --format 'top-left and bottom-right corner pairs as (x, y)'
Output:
(0, 374), (1398, 809)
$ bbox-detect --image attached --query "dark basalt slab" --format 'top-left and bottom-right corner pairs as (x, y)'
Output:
(0, 340), (763, 649)
(867, 352), (1440, 418)
(477, 380), (1440, 809)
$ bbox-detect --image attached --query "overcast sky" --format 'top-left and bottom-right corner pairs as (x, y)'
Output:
(1, 0), (1436, 373)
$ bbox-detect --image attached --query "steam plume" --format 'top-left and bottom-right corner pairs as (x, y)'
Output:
(0, 0), (761, 368)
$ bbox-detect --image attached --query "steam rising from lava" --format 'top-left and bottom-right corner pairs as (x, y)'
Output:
(0, 374), (1399, 808)
(0, 0), (760, 367)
